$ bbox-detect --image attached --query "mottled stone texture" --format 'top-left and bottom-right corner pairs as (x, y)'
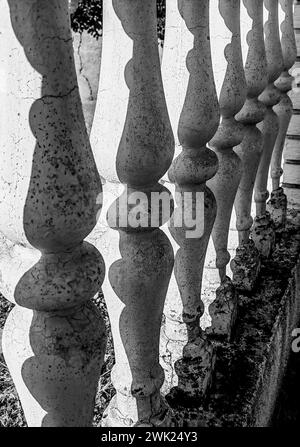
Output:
(207, 0), (246, 340)
(160, 0), (220, 423)
(95, 0), (175, 427)
(268, 0), (296, 229)
(1, 0), (105, 426)
(231, 0), (268, 291)
(252, 0), (284, 256)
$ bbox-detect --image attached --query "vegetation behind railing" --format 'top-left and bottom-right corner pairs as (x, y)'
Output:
(71, 0), (166, 40)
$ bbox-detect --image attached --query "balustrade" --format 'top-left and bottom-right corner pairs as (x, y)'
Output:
(0, 0), (105, 426)
(230, 0), (268, 291)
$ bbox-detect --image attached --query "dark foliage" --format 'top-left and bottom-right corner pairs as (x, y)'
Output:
(71, 0), (102, 38)
(71, 0), (166, 40)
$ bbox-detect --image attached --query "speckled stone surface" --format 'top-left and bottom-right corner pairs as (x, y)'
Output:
(94, 0), (175, 427)
(1, 0), (106, 426)
(232, 0), (268, 291)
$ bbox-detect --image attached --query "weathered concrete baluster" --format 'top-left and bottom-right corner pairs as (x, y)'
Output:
(165, 0), (219, 414)
(0, 0), (105, 426)
(97, 0), (175, 427)
(230, 0), (268, 291)
(268, 0), (297, 228)
(206, 0), (246, 339)
(160, 0), (194, 400)
(252, 0), (284, 255)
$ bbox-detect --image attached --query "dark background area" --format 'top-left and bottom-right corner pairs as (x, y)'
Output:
(71, 0), (166, 40)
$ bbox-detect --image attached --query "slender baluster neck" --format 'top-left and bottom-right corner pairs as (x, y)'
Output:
(1, 0), (106, 426)
(280, 0), (297, 67)
(176, 0), (220, 152)
(211, 0), (246, 152)
(236, 0), (268, 127)
(260, 0), (284, 106)
(275, 0), (297, 93)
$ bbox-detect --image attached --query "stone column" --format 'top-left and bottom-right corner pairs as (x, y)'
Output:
(252, 0), (284, 255)
(0, 0), (105, 426)
(230, 0), (268, 291)
(160, 1), (219, 421)
(91, 0), (175, 427)
(269, 0), (296, 228)
(206, 0), (246, 340)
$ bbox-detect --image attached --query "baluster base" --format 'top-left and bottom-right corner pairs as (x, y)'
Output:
(101, 393), (174, 427)
(168, 336), (215, 403)
(165, 393), (209, 427)
(165, 338), (215, 427)
(231, 239), (261, 291)
(266, 187), (287, 230)
(251, 212), (275, 258)
(2, 302), (106, 427)
(206, 277), (238, 341)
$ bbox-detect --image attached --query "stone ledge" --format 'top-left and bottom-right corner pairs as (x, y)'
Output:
(166, 228), (300, 427)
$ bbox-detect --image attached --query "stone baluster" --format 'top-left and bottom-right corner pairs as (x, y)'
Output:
(91, 0), (175, 427)
(230, 0), (268, 291)
(162, 0), (219, 417)
(268, 0), (296, 229)
(0, 0), (105, 426)
(252, 0), (284, 255)
(282, 0), (300, 228)
(159, 0), (193, 400)
(206, 0), (246, 339)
